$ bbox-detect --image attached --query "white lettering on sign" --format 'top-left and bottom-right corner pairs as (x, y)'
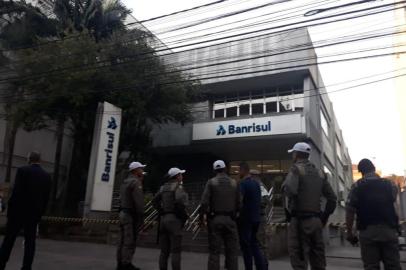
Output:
(193, 114), (305, 141)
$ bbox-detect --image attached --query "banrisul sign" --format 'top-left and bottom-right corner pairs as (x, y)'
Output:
(193, 114), (305, 141)
(85, 102), (122, 213)
(216, 121), (271, 136)
(102, 117), (118, 182)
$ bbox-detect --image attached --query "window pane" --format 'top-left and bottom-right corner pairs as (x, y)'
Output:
(281, 160), (293, 173)
(252, 103), (264, 115)
(226, 107), (237, 117)
(214, 109), (224, 118)
(320, 111), (329, 137)
(240, 104), (250, 116)
(266, 102), (277, 113)
(336, 138), (342, 161)
(261, 160), (281, 173)
(293, 89), (304, 110)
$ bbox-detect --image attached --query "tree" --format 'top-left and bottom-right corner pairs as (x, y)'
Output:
(0, 0), (58, 183)
(9, 28), (199, 214)
(0, 0), (146, 212)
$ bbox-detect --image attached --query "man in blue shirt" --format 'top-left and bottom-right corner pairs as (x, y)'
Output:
(238, 162), (267, 270)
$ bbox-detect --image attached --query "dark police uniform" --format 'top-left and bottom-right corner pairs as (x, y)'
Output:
(239, 175), (267, 270)
(153, 181), (188, 270)
(346, 172), (401, 270)
(117, 175), (144, 269)
(200, 172), (240, 270)
(283, 160), (337, 270)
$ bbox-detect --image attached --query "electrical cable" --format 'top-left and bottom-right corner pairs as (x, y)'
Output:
(0, 25), (402, 84)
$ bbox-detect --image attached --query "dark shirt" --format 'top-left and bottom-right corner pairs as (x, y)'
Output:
(346, 173), (399, 230)
(8, 164), (52, 221)
(240, 176), (262, 223)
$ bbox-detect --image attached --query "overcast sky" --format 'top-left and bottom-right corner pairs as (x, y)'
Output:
(123, 0), (406, 175)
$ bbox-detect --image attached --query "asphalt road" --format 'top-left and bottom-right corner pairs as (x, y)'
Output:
(1, 238), (405, 270)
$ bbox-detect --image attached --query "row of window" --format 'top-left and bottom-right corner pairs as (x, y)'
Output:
(320, 109), (345, 161)
(212, 89), (305, 119)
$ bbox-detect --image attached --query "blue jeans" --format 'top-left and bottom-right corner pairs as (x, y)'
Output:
(239, 222), (267, 270)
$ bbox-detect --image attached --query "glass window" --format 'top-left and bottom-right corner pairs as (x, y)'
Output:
(323, 166), (332, 176)
(281, 160), (293, 173)
(239, 104), (250, 116)
(229, 161), (241, 176)
(214, 109), (224, 119)
(252, 103), (264, 115)
(226, 107), (237, 118)
(266, 102), (277, 113)
(320, 110), (329, 137)
(336, 138), (342, 161)
(293, 89), (304, 111)
(261, 160), (281, 173)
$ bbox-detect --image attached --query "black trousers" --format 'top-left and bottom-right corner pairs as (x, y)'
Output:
(0, 218), (38, 270)
(239, 221), (267, 270)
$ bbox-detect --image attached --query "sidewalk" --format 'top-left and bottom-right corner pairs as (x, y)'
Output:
(2, 237), (404, 270)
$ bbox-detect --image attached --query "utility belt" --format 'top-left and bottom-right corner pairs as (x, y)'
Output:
(160, 211), (176, 216)
(120, 208), (136, 215)
(358, 221), (399, 231)
(291, 211), (320, 220)
(209, 211), (236, 219)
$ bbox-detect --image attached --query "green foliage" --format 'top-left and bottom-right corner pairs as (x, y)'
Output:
(2, 0), (200, 157)
(14, 29), (198, 130)
(1, 0), (201, 213)
(0, 1), (58, 48)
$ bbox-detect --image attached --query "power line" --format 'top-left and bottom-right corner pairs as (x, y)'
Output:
(1, 68), (405, 117)
(0, 0), (292, 53)
(1, 25), (402, 84)
(158, 50), (406, 85)
(151, 0), (295, 35)
(1, 44), (404, 103)
(305, 0), (379, 16)
(137, 0), (245, 24)
(161, 0), (338, 46)
(1, 0), (399, 54)
(0, 0), (337, 67)
(0, 0), (337, 65)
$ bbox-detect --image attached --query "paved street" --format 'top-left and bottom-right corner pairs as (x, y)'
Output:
(1, 237), (405, 269)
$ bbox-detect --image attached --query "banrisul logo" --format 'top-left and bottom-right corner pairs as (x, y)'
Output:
(107, 117), (117, 130)
(216, 121), (271, 136)
(216, 125), (226, 136)
(102, 117), (118, 182)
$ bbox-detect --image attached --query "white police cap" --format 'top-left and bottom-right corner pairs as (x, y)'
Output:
(128, 161), (146, 171)
(168, 167), (186, 178)
(288, 142), (311, 154)
(213, 160), (226, 170)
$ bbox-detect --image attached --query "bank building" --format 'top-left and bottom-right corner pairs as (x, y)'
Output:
(150, 27), (353, 222)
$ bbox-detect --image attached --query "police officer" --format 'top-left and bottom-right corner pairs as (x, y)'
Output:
(250, 169), (271, 270)
(239, 162), (267, 270)
(283, 142), (337, 270)
(346, 159), (401, 270)
(153, 167), (189, 270)
(200, 160), (240, 270)
(117, 161), (146, 270)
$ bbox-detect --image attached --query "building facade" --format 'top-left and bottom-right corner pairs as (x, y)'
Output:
(151, 28), (353, 221)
